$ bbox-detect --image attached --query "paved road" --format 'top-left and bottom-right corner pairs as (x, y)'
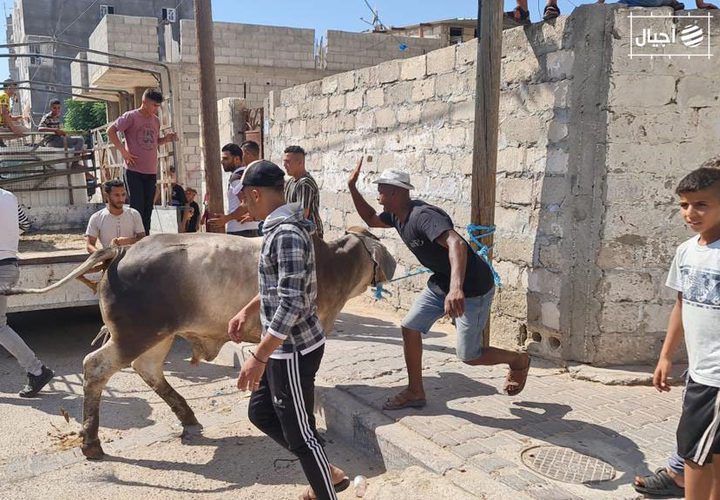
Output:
(0, 307), (470, 499)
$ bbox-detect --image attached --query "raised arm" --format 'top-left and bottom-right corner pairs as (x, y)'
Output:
(347, 157), (391, 229)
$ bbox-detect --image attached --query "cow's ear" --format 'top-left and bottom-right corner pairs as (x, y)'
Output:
(365, 237), (396, 283)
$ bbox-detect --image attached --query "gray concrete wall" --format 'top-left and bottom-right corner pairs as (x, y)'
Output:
(324, 30), (446, 71)
(265, 5), (720, 366)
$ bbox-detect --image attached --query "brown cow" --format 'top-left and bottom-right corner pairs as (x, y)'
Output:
(2, 228), (395, 459)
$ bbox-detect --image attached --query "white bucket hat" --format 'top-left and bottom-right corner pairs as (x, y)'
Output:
(373, 169), (414, 190)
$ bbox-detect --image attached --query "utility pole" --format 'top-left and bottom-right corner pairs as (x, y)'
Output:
(194, 0), (224, 232)
(471, 0), (502, 347)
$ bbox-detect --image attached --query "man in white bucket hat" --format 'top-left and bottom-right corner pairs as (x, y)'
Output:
(348, 159), (530, 410)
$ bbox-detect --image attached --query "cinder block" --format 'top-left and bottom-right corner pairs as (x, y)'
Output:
(608, 74), (676, 107)
(329, 94), (345, 112)
(427, 45), (456, 75)
(400, 55), (426, 81)
(345, 90), (364, 111)
(498, 178), (534, 206)
(378, 60), (400, 83)
(411, 78), (434, 102)
(677, 76), (720, 108)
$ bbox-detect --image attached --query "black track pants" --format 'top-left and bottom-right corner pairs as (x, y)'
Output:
(248, 344), (337, 500)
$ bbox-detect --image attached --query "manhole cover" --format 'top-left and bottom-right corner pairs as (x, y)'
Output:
(521, 446), (616, 484)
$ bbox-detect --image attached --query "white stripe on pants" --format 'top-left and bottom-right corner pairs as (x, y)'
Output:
(287, 352), (336, 499)
(0, 264), (42, 374)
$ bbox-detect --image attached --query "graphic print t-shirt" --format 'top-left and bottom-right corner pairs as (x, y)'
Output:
(379, 200), (493, 298)
(114, 110), (160, 175)
(666, 235), (720, 387)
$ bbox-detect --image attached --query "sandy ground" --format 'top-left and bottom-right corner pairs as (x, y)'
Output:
(0, 306), (469, 499)
(18, 232), (86, 253)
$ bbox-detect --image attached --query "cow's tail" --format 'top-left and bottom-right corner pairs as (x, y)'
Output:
(0, 246), (121, 296)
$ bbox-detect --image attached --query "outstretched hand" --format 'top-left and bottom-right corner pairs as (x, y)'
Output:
(348, 157), (363, 188)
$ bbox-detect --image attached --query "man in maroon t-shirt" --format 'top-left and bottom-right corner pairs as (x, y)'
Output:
(108, 88), (177, 235)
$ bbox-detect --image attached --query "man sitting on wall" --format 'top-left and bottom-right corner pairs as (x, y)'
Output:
(38, 99), (86, 155)
(0, 79), (30, 137)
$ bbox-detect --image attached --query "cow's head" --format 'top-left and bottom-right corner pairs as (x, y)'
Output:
(346, 226), (396, 284)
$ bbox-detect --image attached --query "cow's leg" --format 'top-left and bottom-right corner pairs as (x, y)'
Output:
(131, 336), (199, 427)
(80, 338), (124, 460)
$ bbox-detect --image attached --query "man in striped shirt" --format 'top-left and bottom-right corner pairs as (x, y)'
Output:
(0, 188), (54, 397)
(283, 145), (324, 239)
(38, 99), (86, 154)
(228, 160), (347, 500)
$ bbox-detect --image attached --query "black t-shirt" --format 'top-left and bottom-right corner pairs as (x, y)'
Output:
(379, 200), (493, 298)
(171, 184), (187, 207)
(187, 201), (200, 232)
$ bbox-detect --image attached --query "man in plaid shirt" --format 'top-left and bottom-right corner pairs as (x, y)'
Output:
(228, 160), (348, 500)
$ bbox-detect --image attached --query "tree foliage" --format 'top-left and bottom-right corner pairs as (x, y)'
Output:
(63, 100), (107, 131)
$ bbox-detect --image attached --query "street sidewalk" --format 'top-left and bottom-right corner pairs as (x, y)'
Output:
(313, 297), (684, 499)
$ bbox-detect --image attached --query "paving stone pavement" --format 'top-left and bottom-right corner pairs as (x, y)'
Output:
(316, 298), (685, 499)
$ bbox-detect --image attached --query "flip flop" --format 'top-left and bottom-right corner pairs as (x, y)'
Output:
(504, 355), (531, 396)
(543, 4), (561, 21)
(297, 478), (352, 499)
(334, 477), (351, 492)
(633, 467), (684, 498)
(382, 393), (427, 411)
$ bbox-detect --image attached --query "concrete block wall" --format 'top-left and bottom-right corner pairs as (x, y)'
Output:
(266, 5), (719, 366)
(324, 30), (446, 72)
(86, 15), (159, 83)
(173, 64), (336, 192)
(590, 8), (720, 364)
(264, 21), (577, 355)
(178, 20), (316, 69)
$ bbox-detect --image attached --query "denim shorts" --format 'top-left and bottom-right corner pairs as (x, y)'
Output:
(401, 286), (495, 362)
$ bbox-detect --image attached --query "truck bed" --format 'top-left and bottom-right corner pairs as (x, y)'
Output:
(9, 232), (98, 313)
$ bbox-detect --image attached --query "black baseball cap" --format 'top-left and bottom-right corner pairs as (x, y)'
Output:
(241, 160), (285, 188)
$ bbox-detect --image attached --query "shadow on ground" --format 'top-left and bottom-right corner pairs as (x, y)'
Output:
(338, 371), (650, 492)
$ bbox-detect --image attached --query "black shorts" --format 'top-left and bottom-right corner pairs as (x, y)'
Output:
(677, 377), (720, 466)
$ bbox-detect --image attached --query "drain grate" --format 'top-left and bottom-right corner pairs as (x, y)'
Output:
(521, 446), (616, 484)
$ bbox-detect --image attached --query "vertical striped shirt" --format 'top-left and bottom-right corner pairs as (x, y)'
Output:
(284, 172), (323, 239)
(0, 188), (30, 260)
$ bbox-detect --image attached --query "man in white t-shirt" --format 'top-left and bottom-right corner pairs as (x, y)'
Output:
(652, 165), (720, 499)
(85, 179), (145, 253)
(208, 143), (260, 237)
(0, 187), (55, 397)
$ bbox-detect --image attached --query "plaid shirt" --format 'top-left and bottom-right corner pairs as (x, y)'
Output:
(259, 204), (324, 358)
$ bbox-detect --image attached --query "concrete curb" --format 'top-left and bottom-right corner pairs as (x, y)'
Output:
(316, 385), (534, 499)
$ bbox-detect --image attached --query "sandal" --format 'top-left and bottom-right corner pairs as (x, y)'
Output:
(298, 478), (352, 500)
(382, 392), (427, 411)
(504, 355), (531, 396)
(633, 467), (684, 498)
(504, 7), (531, 26)
(543, 4), (561, 21)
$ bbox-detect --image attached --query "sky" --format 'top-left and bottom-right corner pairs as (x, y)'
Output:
(0, 0), (592, 80)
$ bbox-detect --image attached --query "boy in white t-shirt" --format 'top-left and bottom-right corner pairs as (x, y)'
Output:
(654, 166), (720, 499)
(85, 179), (145, 253)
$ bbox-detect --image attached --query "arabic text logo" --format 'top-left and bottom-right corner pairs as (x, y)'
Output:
(628, 12), (712, 59)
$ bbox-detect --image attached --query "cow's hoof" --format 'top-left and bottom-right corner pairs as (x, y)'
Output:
(81, 441), (105, 460)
